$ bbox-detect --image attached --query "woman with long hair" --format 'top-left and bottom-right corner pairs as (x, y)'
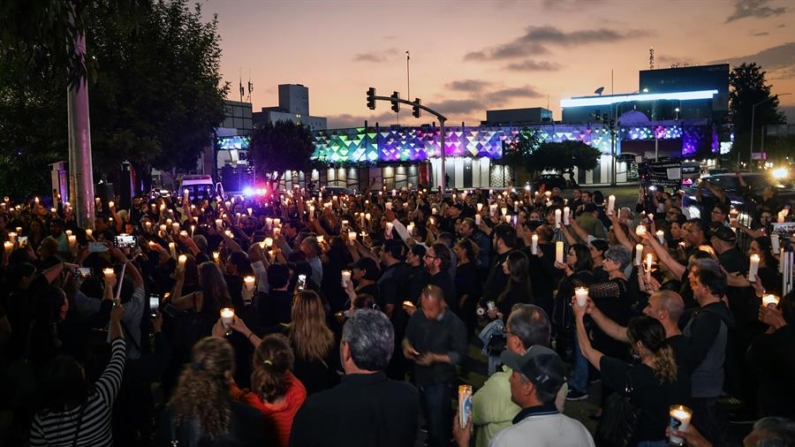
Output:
(289, 290), (339, 394)
(748, 236), (781, 296)
(552, 243), (595, 400)
(170, 261), (231, 315)
(30, 302), (125, 446)
(158, 337), (266, 446)
(589, 239), (610, 281)
(492, 251), (533, 322)
(574, 310), (688, 447)
(230, 334), (307, 447)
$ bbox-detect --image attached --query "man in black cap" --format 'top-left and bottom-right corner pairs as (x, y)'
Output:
(344, 257), (381, 308)
(709, 224), (747, 274)
(454, 345), (594, 447)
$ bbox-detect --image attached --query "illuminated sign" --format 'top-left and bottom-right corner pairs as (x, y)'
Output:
(216, 135), (250, 151)
(560, 90), (719, 108)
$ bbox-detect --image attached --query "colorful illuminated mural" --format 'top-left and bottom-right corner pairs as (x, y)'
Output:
(311, 121), (715, 164)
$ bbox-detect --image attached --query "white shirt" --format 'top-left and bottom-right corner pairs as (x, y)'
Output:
(489, 411), (594, 447)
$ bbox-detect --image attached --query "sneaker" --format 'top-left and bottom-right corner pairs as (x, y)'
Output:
(566, 389), (589, 401)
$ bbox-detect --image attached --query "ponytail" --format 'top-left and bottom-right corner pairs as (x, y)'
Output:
(652, 343), (677, 383)
(251, 334), (295, 403)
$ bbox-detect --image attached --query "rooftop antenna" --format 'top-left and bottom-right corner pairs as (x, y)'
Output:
(247, 69), (253, 103)
(649, 47), (655, 70)
(238, 68), (244, 102)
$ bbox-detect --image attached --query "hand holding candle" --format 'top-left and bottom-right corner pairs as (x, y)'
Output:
(220, 308), (235, 329)
(574, 287), (589, 307)
(555, 241), (564, 264)
(669, 405), (692, 445)
(531, 234), (538, 255)
(762, 294), (780, 309)
(749, 254), (760, 282)
(341, 270), (351, 288)
(635, 244), (644, 266)
(607, 195), (615, 215)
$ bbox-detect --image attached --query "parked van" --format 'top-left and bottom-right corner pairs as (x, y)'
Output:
(179, 175), (216, 201)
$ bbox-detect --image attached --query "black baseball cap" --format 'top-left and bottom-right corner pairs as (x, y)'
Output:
(710, 225), (736, 244)
(500, 345), (566, 394)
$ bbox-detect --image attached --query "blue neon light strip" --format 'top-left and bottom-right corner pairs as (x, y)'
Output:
(560, 90), (719, 108)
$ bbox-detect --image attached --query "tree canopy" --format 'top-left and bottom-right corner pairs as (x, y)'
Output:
(249, 120), (316, 189)
(0, 0), (228, 196)
(525, 140), (602, 176)
(729, 62), (786, 167)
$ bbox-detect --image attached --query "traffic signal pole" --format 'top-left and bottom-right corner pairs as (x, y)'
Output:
(366, 88), (449, 193)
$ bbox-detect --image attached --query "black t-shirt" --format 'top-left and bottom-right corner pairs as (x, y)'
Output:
(718, 247), (748, 274)
(600, 356), (691, 443)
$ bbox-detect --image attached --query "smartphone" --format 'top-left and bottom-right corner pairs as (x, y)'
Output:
(88, 241), (108, 253)
(75, 267), (92, 280)
(113, 234), (137, 249)
(149, 294), (160, 318)
(297, 274), (307, 291)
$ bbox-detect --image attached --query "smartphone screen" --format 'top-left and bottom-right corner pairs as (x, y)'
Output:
(297, 274), (306, 291)
(149, 295), (159, 317)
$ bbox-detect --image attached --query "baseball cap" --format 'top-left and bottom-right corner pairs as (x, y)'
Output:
(350, 257), (380, 280)
(500, 345), (566, 394)
(710, 225), (736, 244)
(583, 203), (598, 213)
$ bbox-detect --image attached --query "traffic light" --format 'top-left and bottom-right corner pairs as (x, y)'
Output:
(412, 98), (421, 118)
(390, 91), (400, 113)
(367, 87), (376, 110)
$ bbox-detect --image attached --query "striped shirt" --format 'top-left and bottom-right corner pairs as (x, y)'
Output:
(30, 337), (127, 447)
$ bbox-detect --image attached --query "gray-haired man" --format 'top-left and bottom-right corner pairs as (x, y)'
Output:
(290, 310), (420, 447)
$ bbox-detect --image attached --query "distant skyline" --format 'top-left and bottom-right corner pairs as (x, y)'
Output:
(204, 0), (795, 128)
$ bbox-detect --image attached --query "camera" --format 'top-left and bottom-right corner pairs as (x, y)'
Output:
(113, 234), (137, 249)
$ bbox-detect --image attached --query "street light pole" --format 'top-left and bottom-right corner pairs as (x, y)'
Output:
(749, 93), (790, 172)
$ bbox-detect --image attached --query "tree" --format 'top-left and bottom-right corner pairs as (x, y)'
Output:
(526, 141), (602, 180)
(729, 63), (786, 166)
(501, 128), (543, 166)
(87, 0), (228, 191)
(249, 120), (316, 190)
(0, 0), (228, 195)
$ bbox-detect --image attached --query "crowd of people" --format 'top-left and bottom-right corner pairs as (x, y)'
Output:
(0, 175), (793, 447)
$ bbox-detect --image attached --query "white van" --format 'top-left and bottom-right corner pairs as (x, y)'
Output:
(179, 175), (216, 201)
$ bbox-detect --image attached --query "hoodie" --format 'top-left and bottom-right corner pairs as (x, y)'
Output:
(683, 301), (735, 399)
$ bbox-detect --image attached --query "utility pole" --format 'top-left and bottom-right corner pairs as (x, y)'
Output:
(67, 3), (95, 229)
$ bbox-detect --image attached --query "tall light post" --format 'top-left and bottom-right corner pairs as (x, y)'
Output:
(749, 93), (790, 172)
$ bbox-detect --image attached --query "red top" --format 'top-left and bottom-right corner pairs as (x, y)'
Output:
(229, 371), (307, 447)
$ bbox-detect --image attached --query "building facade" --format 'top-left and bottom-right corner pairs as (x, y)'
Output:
(253, 84), (328, 131)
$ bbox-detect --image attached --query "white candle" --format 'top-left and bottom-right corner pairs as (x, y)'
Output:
(554, 209), (562, 228)
(65, 230), (72, 237)
(341, 270), (352, 288)
(514, 202), (519, 213)
(645, 253), (653, 283)
(166, 218), (173, 227)
(407, 223), (415, 235)
(68, 235), (77, 248)
(168, 242), (177, 258)
(247, 207), (253, 216)
(762, 294), (780, 308)
(501, 207), (508, 216)
(490, 204), (497, 216)
(103, 267), (114, 279)
(392, 189), (397, 197)
(243, 276), (256, 291)
(607, 195), (615, 215)
(771, 234), (780, 252)
(531, 234), (538, 255)
(220, 307), (235, 328)
(555, 241), (564, 264)
(7, 232), (16, 244)
(309, 205), (315, 219)
(669, 406), (693, 445)
(159, 224), (167, 234)
(574, 287), (589, 307)
(180, 230), (188, 238)
(656, 230), (665, 244)
(273, 227), (281, 237)
(215, 218), (223, 229)
(172, 222), (180, 233)
(365, 213), (371, 221)
(4, 241), (13, 253)
(475, 214), (482, 226)
(385, 222), (394, 233)
(183, 189), (189, 202)
(348, 231), (357, 244)
(477, 203), (483, 212)
(317, 235), (325, 244)
(265, 217), (273, 229)
(563, 207), (570, 225)
(385, 202), (393, 211)
(636, 224), (647, 236)
(212, 251), (220, 263)
(85, 229), (93, 238)
(749, 254), (760, 282)
(178, 254), (187, 268)
(635, 244), (644, 266)
(273, 218), (281, 227)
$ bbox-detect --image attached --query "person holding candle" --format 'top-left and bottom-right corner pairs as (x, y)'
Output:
(453, 239), (482, 338)
(747, 236), (781, 296)
(748, 297), (795, 420)
(551, 243), (594, 400)
(575, 203), (607, 240)
(574, 302), (689, 447)
(286, 290), (339, 395)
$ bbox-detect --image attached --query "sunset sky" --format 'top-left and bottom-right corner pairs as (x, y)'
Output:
(203, 0), (795, 128)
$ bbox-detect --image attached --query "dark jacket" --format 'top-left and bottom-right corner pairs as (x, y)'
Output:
(155, 401), (268, 447)
(403, 309), (468, 387)
(289, 372), (420, 447)
(683, 301), (735, 398)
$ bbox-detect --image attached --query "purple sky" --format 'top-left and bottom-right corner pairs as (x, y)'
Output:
(204, 0), (795, 128)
